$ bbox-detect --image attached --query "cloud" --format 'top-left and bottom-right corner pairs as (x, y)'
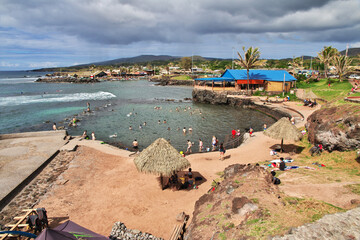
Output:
(0, 0), (359, 69)
(29, 62), (60, 68)
(0, 61), (19, 67)
(1, 0), (359, 45)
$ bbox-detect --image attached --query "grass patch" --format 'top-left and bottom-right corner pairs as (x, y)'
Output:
(345, 184), (360, 195)
(171, 75), (193, 80)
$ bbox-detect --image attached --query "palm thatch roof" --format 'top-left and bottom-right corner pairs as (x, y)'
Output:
(303, 89), (318, 99)
(133, 138), (191, 177)
(264, 117), (302, 141)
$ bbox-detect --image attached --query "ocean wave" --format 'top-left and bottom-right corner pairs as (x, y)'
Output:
(0, 91), (116, 106)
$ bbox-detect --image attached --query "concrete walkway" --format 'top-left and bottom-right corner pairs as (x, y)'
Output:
(0, 130), (68, 209)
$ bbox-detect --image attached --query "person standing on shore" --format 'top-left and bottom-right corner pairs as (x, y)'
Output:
(263, 124), (267, 131)
(219, 143), (226, 161)
(52, 123), (57, 131)
(212, 136), (217, 151)
(249, 127), (253, 137)
(199, 138), (203, 152)
(186, 140), (192, 154)
(91, 132), (96, 140)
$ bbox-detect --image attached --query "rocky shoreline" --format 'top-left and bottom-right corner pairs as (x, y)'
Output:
(35, 77), (100, 83)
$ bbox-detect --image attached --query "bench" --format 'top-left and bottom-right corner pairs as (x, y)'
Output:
(169, 215), (189, 240)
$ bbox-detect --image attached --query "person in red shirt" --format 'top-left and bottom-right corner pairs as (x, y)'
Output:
(231, 129), (236, 138)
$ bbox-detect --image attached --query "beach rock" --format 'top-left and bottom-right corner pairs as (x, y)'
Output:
(306, 106), (360, 151)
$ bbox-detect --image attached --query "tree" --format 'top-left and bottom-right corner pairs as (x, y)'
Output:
(236, 46), (262, 94)
(180, 57), (192, 71)
(317, 46), (338, 78)
(333, 55), (352, 82)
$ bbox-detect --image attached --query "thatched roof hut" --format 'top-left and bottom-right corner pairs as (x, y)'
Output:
(134, 138), (191, 188)
(303, 89), (318, 99)
(264, 117), (302, 152)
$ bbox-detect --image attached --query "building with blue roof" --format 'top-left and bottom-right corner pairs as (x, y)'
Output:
(195, 69), (296, 93)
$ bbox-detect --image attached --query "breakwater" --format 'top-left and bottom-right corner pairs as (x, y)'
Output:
(192, 89), (291, 120)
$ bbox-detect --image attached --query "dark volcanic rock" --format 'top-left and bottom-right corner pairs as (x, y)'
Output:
(306, 106), (360, 151)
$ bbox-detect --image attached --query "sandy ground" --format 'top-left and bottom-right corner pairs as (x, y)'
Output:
(38, 132), (287, 239)
(36, 103), (359, 239)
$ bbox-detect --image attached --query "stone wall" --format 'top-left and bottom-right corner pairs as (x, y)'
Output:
(192, 89), (291, 120)
(109, 222), (163, 240)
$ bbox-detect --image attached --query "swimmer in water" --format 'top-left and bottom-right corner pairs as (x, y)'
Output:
(158, 120), (161, 124)
(143, 122), (147, 126)
(129, 126), (132, 130)
(167, 127), (171, 131)
(163, 120), (167, 124)
(139, 125), (142, 129)
(189, 127), (193, 132)
(183, 127), (186, 134)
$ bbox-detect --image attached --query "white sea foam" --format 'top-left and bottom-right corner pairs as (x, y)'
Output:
(0, 91), (116, 106)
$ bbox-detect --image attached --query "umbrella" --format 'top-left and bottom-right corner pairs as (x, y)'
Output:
(303, 89), (318, 99)
(264, 117), (302, 152)
(134, 138), (191, 189)
(36, 220), (109, 240)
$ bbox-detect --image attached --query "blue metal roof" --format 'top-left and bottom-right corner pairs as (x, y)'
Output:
(222, 69), (296, 82)
(194, 77), (234, 82)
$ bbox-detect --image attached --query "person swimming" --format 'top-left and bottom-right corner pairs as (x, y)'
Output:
(183, 127), (186, 134)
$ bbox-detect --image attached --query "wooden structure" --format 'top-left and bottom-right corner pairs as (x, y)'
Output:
(0, 209), (38, 240)
(169, 214), (189, 240)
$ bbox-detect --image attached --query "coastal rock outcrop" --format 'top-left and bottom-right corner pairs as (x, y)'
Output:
(306, 106), (360, 151)
(151, 78), (194, 86)
(184, 164), (280, 240)
(36, 77), (99, 83)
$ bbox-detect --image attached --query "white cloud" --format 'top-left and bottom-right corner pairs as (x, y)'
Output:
(29, 62), (59, 68)
(0, 61), (19, 67)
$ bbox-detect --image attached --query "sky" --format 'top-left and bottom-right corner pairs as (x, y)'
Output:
(0, 0), (360, 70)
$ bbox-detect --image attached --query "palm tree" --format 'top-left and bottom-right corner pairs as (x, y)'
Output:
(236, 46), (261, 94)
(317, 46), (338, 78)
(333, 55), (352, 82)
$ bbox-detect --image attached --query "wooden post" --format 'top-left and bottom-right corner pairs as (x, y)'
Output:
(281, 138), (284, 152)
(160, 174), (164, 190)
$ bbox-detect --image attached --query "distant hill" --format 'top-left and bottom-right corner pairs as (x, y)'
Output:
(74, 55), (180, 67)
(73, 55), (220, 68)
(340, 48), (360, 57)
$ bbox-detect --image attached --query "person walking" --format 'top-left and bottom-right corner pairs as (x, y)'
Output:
(186, 140), (192, 154)
(219, 143), (226, 161)
(52, 123), (57, 131)
(198, 138), (203, 152)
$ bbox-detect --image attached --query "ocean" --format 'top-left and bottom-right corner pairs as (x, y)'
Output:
(0, 71), (275, 152)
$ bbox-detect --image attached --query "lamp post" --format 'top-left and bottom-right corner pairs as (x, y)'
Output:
(232, 47), (235, 69)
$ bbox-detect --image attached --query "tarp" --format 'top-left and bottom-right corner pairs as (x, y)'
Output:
(36, 220), (109, 240)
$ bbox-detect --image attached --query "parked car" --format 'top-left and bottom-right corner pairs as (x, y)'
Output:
(349, 74), (360, 80)
(329, 74), (339, 79)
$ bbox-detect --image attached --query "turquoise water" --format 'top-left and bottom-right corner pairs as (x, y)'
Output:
(0, 72), (275, 151)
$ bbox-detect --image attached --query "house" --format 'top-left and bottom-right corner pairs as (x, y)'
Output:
(195, 69), (296, 93)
